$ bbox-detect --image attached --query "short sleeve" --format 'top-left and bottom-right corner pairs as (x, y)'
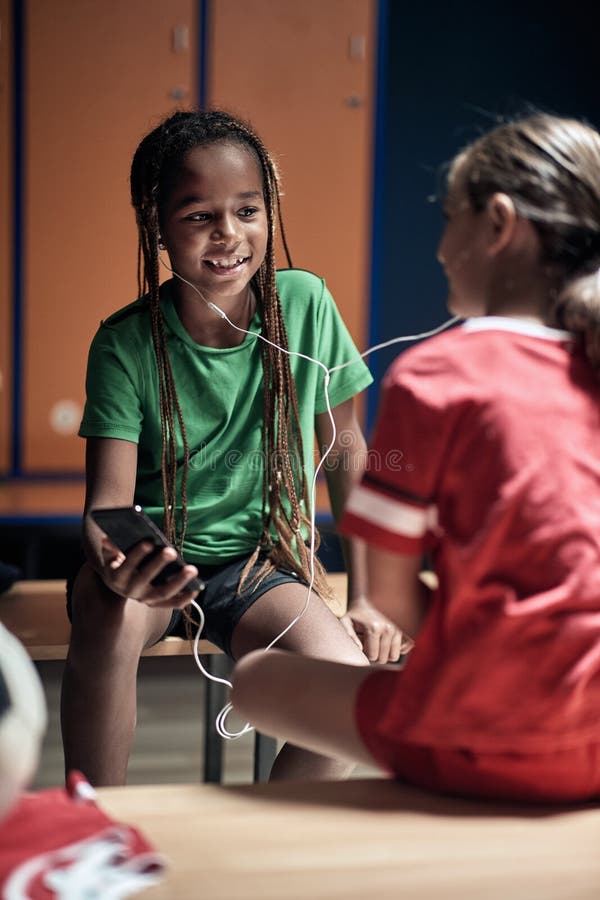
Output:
(79, 324), (144, 442)
(340, 351), (451, 556)
(313, 282), (372, 412)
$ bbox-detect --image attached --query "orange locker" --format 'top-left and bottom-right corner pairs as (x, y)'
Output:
(18, 0), (376, 474)
(0, 0), (13, 473)
(22, 0), (198, 471)
(209, 0), (376, 355)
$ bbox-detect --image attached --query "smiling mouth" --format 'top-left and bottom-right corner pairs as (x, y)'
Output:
(203, 256), (250, 274)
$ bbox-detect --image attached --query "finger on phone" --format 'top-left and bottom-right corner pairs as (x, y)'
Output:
(106, 541), (158, 592)
(100, 537), (126, 569)
(119, 546), (175, 599)
(146, 565), (201, 608)
(134, 545), (177, 582)
(118, 540), (159, 571)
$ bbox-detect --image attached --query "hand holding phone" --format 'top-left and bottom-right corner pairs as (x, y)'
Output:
(90, 505), (205, 595)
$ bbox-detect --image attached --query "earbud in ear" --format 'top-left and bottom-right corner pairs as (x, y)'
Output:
(158, 238), (166, 251)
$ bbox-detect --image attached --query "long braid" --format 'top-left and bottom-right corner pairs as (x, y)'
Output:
(131, 126), (190, 550)
(229, 116), (332, 601)
(130, 109), (332, 600)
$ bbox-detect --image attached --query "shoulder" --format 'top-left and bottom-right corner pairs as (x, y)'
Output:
(388, 324), (466, 376)
(392, 318), (535, 373)
(275, 268), (326, 304)
(85, 297), (152, 377)
(390, 318), (569, 384)
(89, 296), (152, 357)
(100, 296), (149, 331)
(386, 319), (571, 418)
(385, 323), (506, 411)
(274, 269), (345, 334)
(275, 269), (331, 319)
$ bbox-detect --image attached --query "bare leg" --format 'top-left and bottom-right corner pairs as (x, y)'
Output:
(60, 563), (171, 786)
(230, 583), (370, 781)
(232, 650), (382, 770)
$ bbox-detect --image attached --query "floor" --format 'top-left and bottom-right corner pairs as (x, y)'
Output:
(32, 656), (380, 789)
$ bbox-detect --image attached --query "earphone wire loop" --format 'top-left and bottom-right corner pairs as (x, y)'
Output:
(162, 258), (459, 740)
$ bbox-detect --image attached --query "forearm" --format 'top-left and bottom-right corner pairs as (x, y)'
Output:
(315, 399), (372, 608)
(82, 436), (137, 574)
(336, 534), (369, 607)
(369, 582), (429, 638)
(82, 513), (106, 572)
(366, 546), (430, 639)
(323, 444), (369, 609)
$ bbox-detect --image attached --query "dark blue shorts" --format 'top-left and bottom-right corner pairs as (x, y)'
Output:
(66, 550), (304, 659)
(163, 553), (305, 656)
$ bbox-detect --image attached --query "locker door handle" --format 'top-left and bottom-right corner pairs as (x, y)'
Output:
(169, 86), (189, 100)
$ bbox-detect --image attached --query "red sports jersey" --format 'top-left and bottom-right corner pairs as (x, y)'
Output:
(342, 318), (600, 754)
(0, 772), (166, 898)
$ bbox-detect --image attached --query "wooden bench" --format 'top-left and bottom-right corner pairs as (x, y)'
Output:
(0, 573), (349, 783)
(0, 578), (224, 660)
(0, 574), (348, 660)
(98, 777), (600, 898)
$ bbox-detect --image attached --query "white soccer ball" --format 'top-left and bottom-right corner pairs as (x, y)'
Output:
(0, 623), (47, 819)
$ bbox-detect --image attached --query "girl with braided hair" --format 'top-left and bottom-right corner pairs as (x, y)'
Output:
(232, 112), (600, 803)
(61, 109), (401, 787)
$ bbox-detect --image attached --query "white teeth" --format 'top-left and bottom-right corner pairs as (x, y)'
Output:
(207, 257), (245, 268)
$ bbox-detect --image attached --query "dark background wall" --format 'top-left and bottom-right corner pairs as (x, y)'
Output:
(367, 0), (600, 426)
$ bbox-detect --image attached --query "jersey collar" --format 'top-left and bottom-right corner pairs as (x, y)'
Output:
(463, 316), (572, 342)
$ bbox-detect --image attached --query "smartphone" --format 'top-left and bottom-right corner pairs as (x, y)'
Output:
(90, 505), (205, 593)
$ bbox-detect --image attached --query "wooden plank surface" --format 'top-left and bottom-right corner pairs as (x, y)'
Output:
(97, 778), (600, 899)
(0, 480), (85, 518)
(0, 573), (350, 660)
(0, 579), (219, 657)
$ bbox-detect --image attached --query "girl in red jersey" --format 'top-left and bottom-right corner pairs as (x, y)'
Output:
(232, 113), (600, 802)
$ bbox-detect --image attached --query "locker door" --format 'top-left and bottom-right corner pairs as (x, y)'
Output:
(0, 0), (12, 473)
(23, 0), (198, 471)
(209, 0), (377, 359)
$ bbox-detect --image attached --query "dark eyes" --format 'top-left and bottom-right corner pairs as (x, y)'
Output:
(185, 207), (260, 223)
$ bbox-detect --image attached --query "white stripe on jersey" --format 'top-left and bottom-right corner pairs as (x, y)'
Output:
(345, 483), (437, 538)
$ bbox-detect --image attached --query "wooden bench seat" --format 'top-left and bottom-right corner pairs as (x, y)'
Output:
(0, 572), (349, 662)
(98, 777), (600, 899)
(0, 579), (220, 660)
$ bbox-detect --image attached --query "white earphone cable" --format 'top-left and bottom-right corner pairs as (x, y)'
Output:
(159, 256), (459, 738)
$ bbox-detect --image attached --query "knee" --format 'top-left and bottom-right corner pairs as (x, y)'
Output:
(71, 563), (121, 623)
(68, 564), (144, 667)
(71, 564), (119, 634)
(332, 641), (370, 668)
(230, 650), (269, 719)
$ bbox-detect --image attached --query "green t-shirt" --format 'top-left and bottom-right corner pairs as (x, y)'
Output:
(80, 269), (373, 563)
